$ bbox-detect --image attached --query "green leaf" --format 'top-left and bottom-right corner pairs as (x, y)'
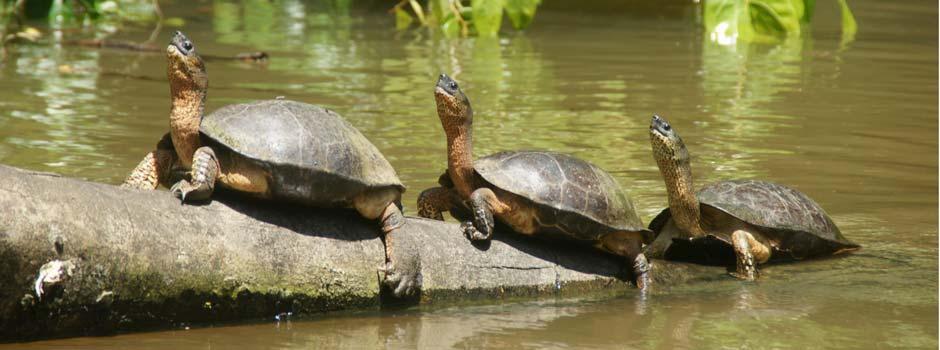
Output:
(429, 0), (448, 24)
(407, 0), (426, 25)
(754, 0), (801, 35)
(395, 7), (413, 30)
(441, 16), (460, 38)
(703, 0), (852, 44)
(801, 0), (815, 21)
(747, 1), (789, 40)
(471, 0), (503, 37)
(163, 17), (186, 27)
(836, 0), (857, 38)
(504, 0), (540, 30)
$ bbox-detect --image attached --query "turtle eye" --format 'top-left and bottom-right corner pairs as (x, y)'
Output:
(183, 40), (193, 52)
(449, 81), (458, 90)
(663, 123), (671, 131)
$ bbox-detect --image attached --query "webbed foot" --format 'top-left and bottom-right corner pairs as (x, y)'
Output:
(379, 254), (421, 298)
(170, 179), (207, 202)
(378, 204), (422, 298)
(731, 230), (768, 281)
(633, 253), (652, 292)
(460, 220), (492, 241)
(417, 186), (455, 221)
(462, 188), (499, 241)
(171, 146), (219, 203)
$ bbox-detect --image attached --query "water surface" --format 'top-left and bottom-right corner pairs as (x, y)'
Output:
(0, 0), (936, 348)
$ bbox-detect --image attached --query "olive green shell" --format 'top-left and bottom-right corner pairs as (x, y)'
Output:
(649, 180), (859, 261)
(473, 151), (648, 240)
(200, 99), (404, 205)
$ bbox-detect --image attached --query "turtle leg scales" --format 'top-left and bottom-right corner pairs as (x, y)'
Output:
(730, 229), (771, 281)
(462, 188), (508, 241)
(417, 186), (455, 221)
(170, 146), (219, 203)
(376, 203), (422, 298)
(122, 133), (177, 190)
(600, 231), (651, 292)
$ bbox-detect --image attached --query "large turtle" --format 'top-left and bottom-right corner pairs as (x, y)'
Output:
(122, 31), (420, 297)
(647, 115), (860, 280)
(417, 74), (653, 290)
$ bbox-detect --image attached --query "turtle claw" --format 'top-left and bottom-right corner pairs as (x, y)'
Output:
(461, 221), (491, 241)
(379, 260), (421, 298)
(633, 253), (652, 292)
(731, 230), (761, 281)
(730, 264), (760, 281)
(170, 179), (211, 203)
(169, 180), (191, 203)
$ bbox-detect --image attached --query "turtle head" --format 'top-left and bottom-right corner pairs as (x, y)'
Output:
(649, 114), (688, 163)
(167, 31), (207, 92)
(434, 73), (473, 127)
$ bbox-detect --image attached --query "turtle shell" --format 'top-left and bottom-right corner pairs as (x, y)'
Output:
(474, 151), (647, 239)
(649, 180), (860, 261)
(199, 99), (404, 205)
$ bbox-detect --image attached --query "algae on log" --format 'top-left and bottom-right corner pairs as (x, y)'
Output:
(0, 165), (724, 341)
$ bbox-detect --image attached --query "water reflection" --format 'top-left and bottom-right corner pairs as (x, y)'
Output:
(0, 0), (935, 348)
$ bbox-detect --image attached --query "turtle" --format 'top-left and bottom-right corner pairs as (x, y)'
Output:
(416, 74), (654, 290)
(121, 31), (420, 297)
(646, 114), (861, 280)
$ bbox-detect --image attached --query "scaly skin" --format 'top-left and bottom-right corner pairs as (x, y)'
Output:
(122, 133), (177, 189)
(417, 186), (454, 221)
(428, 74), (649, 291)
(431, 74), (511, 241)
(123, 31), (207, 189)
(648, 115), (705, 237)
(170, 146), (219, 202)
(649, 115), (773, 280)
(378, 203), (421, 297)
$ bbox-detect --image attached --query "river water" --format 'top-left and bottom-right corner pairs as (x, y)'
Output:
(0, 0), (936, 348)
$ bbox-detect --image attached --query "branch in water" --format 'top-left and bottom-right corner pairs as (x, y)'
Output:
(65, 38), (269, 63)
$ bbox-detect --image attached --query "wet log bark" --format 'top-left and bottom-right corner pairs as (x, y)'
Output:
(0, 165), (723, 341)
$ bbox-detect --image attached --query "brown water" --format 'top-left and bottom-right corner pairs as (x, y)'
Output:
(1, 0), (936, 348)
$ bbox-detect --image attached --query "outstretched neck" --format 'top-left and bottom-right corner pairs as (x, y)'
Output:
(445, 123), (475, 197)
(169, 85), (206, 167)
(658, 151), (705, 237)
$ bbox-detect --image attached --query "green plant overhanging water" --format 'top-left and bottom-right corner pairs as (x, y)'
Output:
(394, 0), (542, 38)
(703, 0), (856, 45)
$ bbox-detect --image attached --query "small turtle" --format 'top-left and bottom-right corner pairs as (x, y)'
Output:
(122, 31), (419, 297)
(417, 74), (653, 290)
(647, 115), (860, 280)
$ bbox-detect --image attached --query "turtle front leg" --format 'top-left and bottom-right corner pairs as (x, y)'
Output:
(376, 203), (422, 298)
(417, 186), (456, 221)
(600, 231), (651, 292)
(170, 146), (219, 203)
(462, 188), (509, 241)
(122, 133), (178, 190)
(730, 229), (771, 281)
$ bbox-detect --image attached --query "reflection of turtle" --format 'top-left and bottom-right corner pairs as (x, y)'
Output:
(417, 74), (653, 290)
(121, 31), (419, 297)
(647, 115), (860, 280)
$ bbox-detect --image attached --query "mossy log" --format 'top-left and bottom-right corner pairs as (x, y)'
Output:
(0, 165), (724, 341)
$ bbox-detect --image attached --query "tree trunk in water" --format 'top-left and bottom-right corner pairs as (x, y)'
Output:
(0, 165), (723, 341)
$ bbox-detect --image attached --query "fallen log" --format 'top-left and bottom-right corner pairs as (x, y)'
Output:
(0, 165), (724, 341)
